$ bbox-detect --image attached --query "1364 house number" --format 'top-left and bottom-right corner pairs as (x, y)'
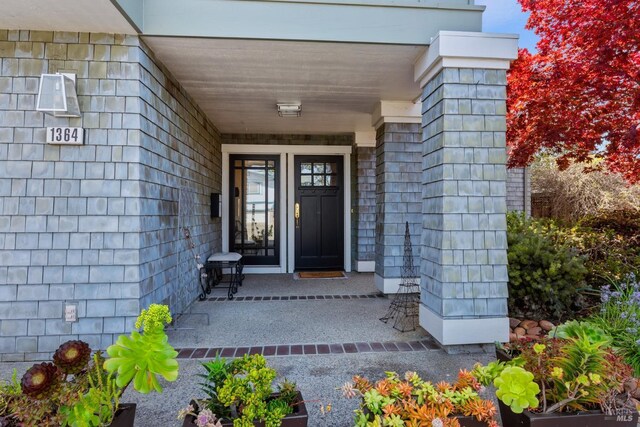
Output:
(46, 127), (84, 145)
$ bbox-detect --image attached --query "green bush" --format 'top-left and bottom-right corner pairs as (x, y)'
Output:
(575, 210), (640, 288)
(589, 274), (640, 376)
(507, 213), (587, 320)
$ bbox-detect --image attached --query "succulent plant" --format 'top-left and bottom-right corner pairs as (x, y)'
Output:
(53, 340), (91, 375)
(20, 362), (60, 400)
(550, 320), (612, 346)
(494, 366), (540, 414)
(104, 304), (178, 394)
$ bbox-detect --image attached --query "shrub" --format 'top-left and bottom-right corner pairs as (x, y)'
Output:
(589, 274), (640, 375)
(575, 211), (640, 287)
(530, 157), (640, 222)
(506, 213), (587, 320)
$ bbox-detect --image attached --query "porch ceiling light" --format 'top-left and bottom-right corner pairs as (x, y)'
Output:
(36, 73), (81, 118)
(277, 103), (301, 117)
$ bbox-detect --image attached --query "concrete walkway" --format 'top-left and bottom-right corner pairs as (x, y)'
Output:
(0, 273), (498, 426)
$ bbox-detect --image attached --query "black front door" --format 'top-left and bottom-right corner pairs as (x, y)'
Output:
(294, 156), (344, 270)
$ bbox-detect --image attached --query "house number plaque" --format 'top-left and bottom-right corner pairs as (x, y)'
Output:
(46, 127), (84, 145)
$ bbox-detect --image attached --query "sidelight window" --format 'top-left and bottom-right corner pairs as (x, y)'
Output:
(230, 156), (279, 265)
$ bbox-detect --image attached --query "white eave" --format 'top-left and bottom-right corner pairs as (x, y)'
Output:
(115, 0), (484, 44)
(0, 0), (136, 34)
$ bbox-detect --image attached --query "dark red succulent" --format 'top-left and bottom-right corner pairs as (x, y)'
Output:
(20, 362), (60, 399)
(53, 340), (91, 375)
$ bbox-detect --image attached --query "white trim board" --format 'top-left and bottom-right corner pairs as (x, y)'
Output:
(222, 144), (352, 274)
(355, 260), (375, 272)
(374, 274), (420, 294)
(419, 305), (509, 345)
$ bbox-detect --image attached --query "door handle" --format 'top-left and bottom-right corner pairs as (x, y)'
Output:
(295, 202), (300, 227)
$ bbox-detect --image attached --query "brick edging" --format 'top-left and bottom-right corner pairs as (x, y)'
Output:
(176, 339), (438, 359)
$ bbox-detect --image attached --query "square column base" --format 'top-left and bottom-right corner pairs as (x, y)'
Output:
(419, 304), (509, 345)
(355, 260), (375, 272)
(375, 274), (401, 294)
(375, 274), (420, 294)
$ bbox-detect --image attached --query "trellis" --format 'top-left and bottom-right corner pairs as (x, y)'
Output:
(380, 221), (421, 332)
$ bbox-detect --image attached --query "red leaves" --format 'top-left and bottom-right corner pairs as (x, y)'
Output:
(507, 0), (640, 183)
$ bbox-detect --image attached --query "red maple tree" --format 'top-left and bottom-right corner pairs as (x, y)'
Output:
(507, 0), (640, 183)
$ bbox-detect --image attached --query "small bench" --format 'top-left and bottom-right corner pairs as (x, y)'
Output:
(198, 252), (244, 300)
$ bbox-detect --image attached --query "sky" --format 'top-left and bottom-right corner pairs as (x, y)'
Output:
(475, 0), (539, 51)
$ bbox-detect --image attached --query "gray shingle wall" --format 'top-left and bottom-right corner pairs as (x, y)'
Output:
(506, 167), (530, 215)
(353, 146), (375, 263)
(375, 123), (422, 279)
(136, 42), (221, 314)
(420, 68), (509, 319)
(0, 30), (221, 361)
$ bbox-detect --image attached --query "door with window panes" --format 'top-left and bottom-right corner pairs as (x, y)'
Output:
(294, 156), (343, 270)
(230, 155), (279, 265)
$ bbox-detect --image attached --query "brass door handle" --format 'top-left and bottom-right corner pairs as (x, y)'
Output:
(295, 202), (300, 227)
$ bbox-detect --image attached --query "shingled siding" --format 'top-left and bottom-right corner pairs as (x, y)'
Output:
(420, 67), (509, 321)
(506, 167), (530, 215)
(353, 146), (376, 267)
(136, 42), (221, 312)
(0, 30), (221, 361)
(375, 123), (422, 285)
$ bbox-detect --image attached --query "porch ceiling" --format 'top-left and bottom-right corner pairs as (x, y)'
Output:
(143, 37), (424, 134)
(0, 0), (135, 34)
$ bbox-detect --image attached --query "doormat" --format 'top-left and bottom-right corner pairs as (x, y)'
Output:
(296, 271), (346, 279)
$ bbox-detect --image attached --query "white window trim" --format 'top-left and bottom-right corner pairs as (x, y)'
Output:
(222, 144), (352, 274)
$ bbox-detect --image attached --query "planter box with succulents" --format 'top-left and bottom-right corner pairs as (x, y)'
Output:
(341, 371), (500, 427)
(0, 341), (136, 427)
(474, 322), (640, 427)
(498, 401), (638, 427)
(0, 304), (179, 427)
(179, 354), (307, 427)
(182, 392), (308, 427)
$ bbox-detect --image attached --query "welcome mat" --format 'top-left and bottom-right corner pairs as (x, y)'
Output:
(296, 271), (346, 279)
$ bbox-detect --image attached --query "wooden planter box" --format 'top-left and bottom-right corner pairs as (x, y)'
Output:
(109, 403), (136, 427)
(499, 401), (638, 427)
(496, 347), (516, 362)
(455, 415), (495, 427)
(363, 408), (490, 427)
(0, 403), (135, 427)
(182, 391), (308, 427)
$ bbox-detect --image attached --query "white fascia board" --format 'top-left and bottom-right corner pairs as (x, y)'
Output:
(139, 0), (483, 45)
(414, 31), (520, 88)
(372, 101), (422, 129)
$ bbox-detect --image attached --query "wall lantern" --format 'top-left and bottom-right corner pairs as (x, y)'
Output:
(277, 103), (302, 117)
(36, 73), (81, 118)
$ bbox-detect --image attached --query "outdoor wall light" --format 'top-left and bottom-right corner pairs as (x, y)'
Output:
(36, 73), (81, 118)
(277, 103), (302, 117)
